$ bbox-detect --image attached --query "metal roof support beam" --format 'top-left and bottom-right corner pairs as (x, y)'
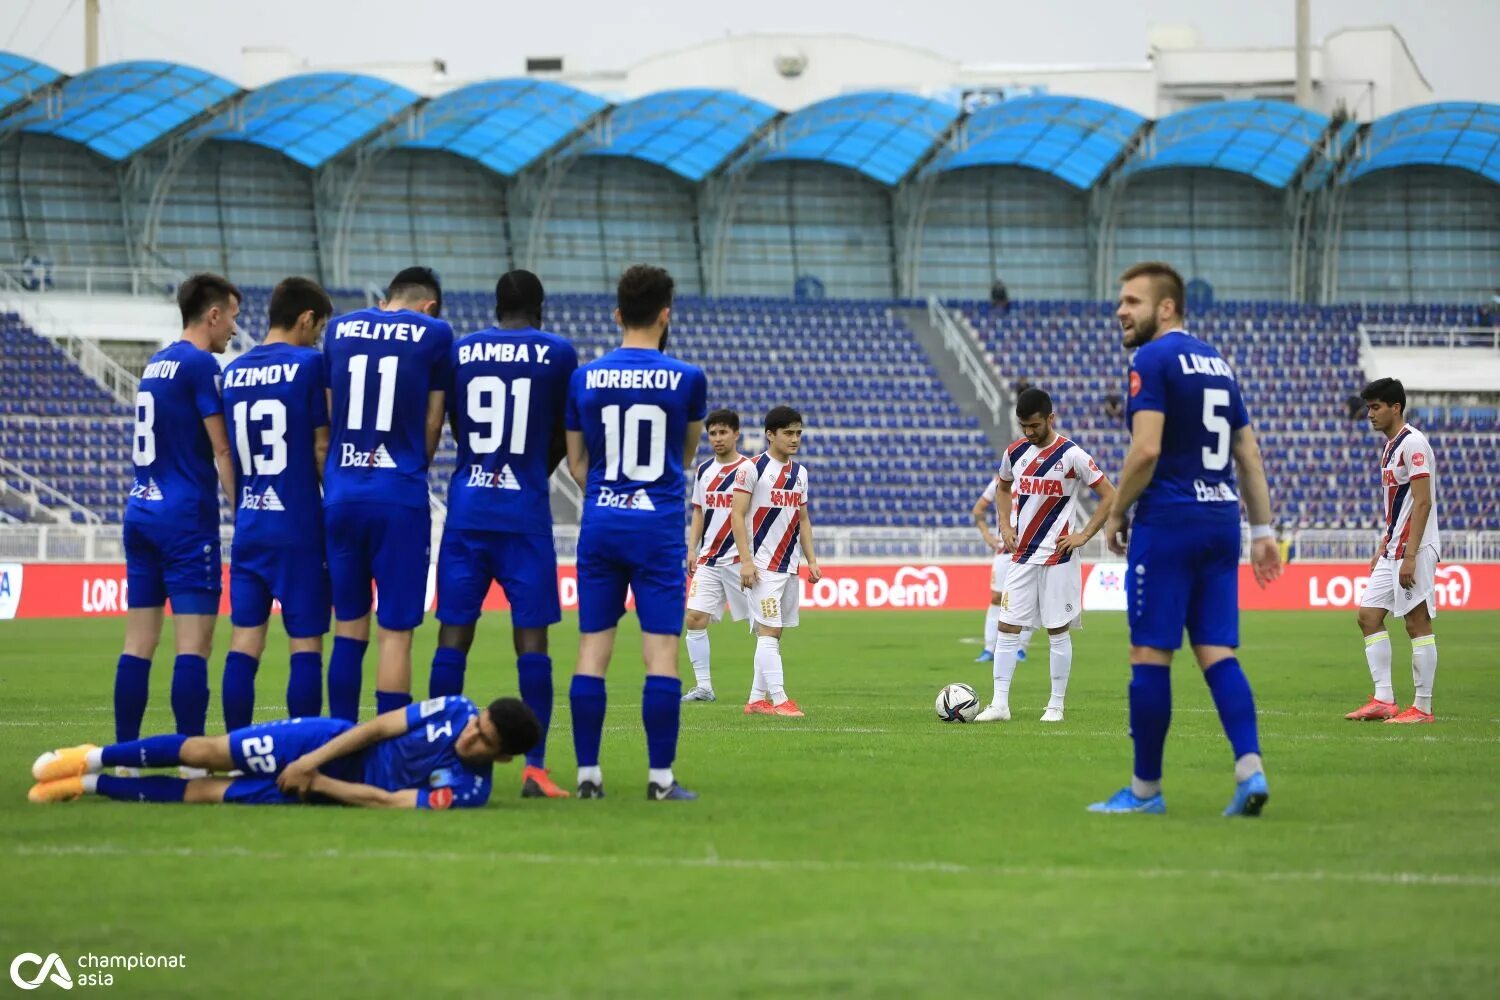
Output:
(509, 111), (610, 274)
(699, 118), (783, 296)
(893, 117), (963, 298)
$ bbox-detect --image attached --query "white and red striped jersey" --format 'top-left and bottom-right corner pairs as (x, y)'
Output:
(749, 453), (809, 573)
(692, 454), (755, 566)
(1377, 425), (1441, 560)
(996, 435), (1104, 565)
(979, 475), (1021, 554)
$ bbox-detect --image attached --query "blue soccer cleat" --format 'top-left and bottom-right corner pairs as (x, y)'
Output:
(647, 781), (698, 801)
(1223, 771), (1269, 817)
(577, 780), (605, 800)
(1087, 786), (1166, 815)
(974, 649), (994, 663)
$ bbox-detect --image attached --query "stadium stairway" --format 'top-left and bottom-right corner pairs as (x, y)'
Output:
(899, 304), (1016, 454)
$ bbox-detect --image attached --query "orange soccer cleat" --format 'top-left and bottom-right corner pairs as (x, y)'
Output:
(743, 700), (775, 715)
(28, 776), (85, 804)
(770, 699), (805, 718)
(1384, 706), (1435, 725)
(31, 744), (99, 782)
(520, 765), (572, 798)
(1344, 697), (1399, 721)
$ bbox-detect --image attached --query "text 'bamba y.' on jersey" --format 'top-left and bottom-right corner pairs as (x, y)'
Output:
(693, 455), (755, 567)
(996, 435), (1104, 565)
(749, 453), (808, 573)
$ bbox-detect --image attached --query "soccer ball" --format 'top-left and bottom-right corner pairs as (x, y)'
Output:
(935, 682), (980, 723)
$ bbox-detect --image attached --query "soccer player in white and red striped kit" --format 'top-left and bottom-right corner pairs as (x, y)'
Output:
(976, 388), (1116, 723)
(1347, 377), (1442, 724)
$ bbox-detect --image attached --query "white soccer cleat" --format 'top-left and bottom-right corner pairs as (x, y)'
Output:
(974, 703), (1011, 723)
(178, 766), (209, 780)
(681, 686), (717, 703)
(114, 766), (141, 778)
(1040, 707), (1065, 723)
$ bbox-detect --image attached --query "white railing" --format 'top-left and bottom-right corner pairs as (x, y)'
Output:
(928, 297), (1004, 426)
(0, 269), (140, 407)
(4, 263), (184, 297)
(6, 523), (1496, 565)
(1360, 324), (1500, 351)
(0, 457), (103, 525)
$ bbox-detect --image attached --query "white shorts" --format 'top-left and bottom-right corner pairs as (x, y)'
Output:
(1361, 548), (1440, 619)
(999, 560), (1082, 630)
(686, 563), (750, 624)
(750, 569), (800, 629)
(990, 552), (1012, 595)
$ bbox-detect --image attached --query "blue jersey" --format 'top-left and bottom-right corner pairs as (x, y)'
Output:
(361, 696), (492, 810)
(222, 343), (328, 548)
(447, 326), (578, 535)
(323, 307), (454, 510)
(1126, 329), (1251, 525)
(126, 340), (224, 532)
(565, 348), (707, 528)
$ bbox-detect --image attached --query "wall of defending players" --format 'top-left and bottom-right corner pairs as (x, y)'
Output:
(2, 559), (1496, 620)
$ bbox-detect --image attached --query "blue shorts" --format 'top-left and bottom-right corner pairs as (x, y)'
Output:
(436, 527), (561, 629)
(1127, 515), (1241, 650)
(325, 502), (431, 631)
(122, 520), (221, 614)
(575, 523), (687, 635)
(223, 717), (363, 805)
(230, 540), (331, 638)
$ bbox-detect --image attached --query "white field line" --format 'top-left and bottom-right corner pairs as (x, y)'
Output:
(9, 842), (1500, 891)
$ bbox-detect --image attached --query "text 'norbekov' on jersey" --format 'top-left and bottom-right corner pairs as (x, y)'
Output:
(324, 307), (454, 510)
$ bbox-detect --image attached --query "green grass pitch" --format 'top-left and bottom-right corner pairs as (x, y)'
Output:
(2, 610), (1497, 997)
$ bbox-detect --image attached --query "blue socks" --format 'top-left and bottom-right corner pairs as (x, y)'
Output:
(569, 674), (607, 768)
(102, 733), (188, 769)
(170, 654), (209, 736)
(1203, 657), (1261, 760)
(429, 647), (467, 699)
(1128, 664), (1172, 783)
(517, 653), (553, 770)
(328, 636), (367, 722)
(641, 675), (682, 770)
(95, 775), (187, 803)
(286, 651), (323, 718)
(375, 690), (412, 716)
(113, 654), (151, 743)
(222, 651), (258, 732)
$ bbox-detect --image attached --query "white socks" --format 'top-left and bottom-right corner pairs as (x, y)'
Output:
(685, 629), (712, 689)
(1234, 753), (1264, 783)
(991, 630), (1021, 706)
(1364, 631), (1394, 702)
(577, 765), (602, 787)
(1047, 631), (1073, 710)
(649, 767), (675, 788)
(84, 748), (105, 773)
(983, 605), (1002, 649)
(1412, 634), (1437, 713)
(755, 635), (786, 704)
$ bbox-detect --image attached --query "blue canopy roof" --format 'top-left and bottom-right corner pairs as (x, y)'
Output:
(1349, 102), (1500, 185)
(404, 79), (606, 177)
(0, 52), (63, 114)
(1125, 100), (1330, 188)
(940, 96), (1144, 188)
(765, 91), (959, 185)
(587, 89), (777, 182)
(11, 60), (237, 160)
(210, 73), (419, 169)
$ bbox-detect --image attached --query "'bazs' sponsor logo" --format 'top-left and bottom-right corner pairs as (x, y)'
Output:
(1308, 564), (1471, 609)
(339, 443), (396, 468)
(595, 486), (656, 511)
(466, 464), (521, 491)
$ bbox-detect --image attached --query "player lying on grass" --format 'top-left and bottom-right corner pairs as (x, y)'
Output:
(28, 696), (539, 810)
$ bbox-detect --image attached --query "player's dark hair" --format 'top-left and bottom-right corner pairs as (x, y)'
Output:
(177, 272), (241, 327)
(706, 408), (740, 432)
(268, 276), (333, 330)
(486, 697), (542, 757)
(1361, 377), (1406, 413)
(617, 264), (674, 328)
(1119, 261), (1187, 319)
(387, 266), (442, 316)
(495, 269), (545, 325)
(764, 406), (803, 434)
(1015, 387), (1053, 420)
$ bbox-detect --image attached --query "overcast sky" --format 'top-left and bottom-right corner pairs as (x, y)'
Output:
(4, 0), (1497, 102)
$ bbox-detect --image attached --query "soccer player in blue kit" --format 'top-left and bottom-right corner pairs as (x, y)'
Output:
(430, 270), (578, 799)
(27, 696), (540, 810)
(116, 274), (240, 752)
(323, 268), (453, 723)
(1091, 262), (1282, 817)
(565, 265), (706, 801)
(220, 277), (334, 731)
